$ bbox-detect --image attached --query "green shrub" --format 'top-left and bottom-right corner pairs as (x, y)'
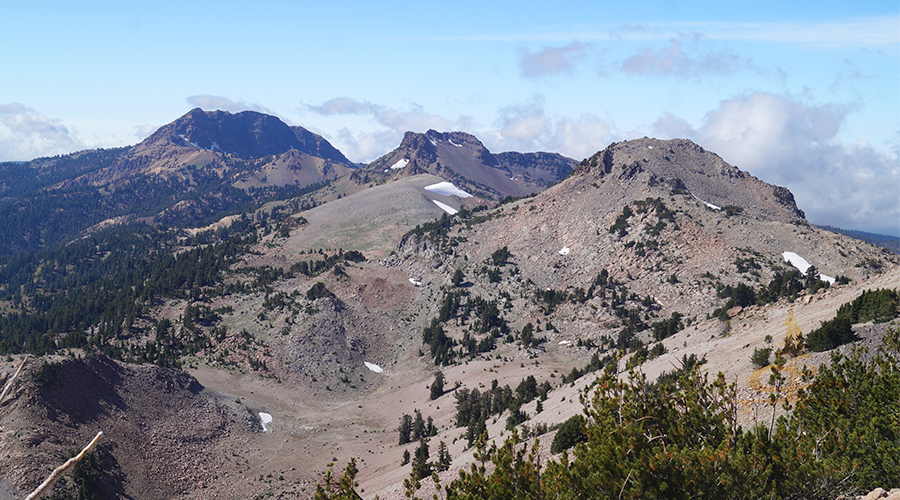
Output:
(751, 347), (771, 367)
(306, 282), (333, 301)
(807, 316), (857, 352)
(837, 288), (899, 324)
(550, 415), (586, 453)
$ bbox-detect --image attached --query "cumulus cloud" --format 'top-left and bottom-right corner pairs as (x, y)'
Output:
(484, 97), (617, 159)
(0, 103), (90, 161)
(518, 42), (591, 77)
(334, 127), (403, 164)
(186, 95), (273, 114)
(134, 123), (159, 140)
(653, 92), (899, 235)
(546, 114), (616, 159)
(496, 98), (552, 144)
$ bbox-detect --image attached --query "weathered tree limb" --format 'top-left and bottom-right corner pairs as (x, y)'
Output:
(24, 431), (103, 500)
(0, 355), (28, 404)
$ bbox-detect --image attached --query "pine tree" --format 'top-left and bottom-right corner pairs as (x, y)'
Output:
(411, 439), (431, 480)
(430, 371), (445, 400)
(397, 414), (412, 445)
(412, 409), (425, 440)
(436, 441), (451, 472)
(426, 416), (437, 437)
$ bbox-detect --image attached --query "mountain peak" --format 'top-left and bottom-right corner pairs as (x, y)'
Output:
(579, 137), (805, 222)
(141, 108), (350, 164)
(368, 130), (573, 199)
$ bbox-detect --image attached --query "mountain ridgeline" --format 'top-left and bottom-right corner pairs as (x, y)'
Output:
(0, 109), (898, 500)
(0, 111), (576, 257)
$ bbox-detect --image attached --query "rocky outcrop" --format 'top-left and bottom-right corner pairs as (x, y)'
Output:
(578, 138), (805, 223)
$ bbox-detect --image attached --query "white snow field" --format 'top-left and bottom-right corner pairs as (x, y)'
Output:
(432, 200), (458, 215)
(559, 247), (570, 255)
(364, 362), (384, 373)
(691, 193), (721, 210)
(259, 412), (273, 432)
(390, 158), (409, 170)
(424, 181), (472, 198)
(782, 251), (835, 284)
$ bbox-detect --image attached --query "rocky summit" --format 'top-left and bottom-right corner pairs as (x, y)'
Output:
(361, 129), (576, 199)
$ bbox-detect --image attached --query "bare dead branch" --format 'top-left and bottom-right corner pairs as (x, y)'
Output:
(0, 355), (28, 404)
(24, 431), (103, 500)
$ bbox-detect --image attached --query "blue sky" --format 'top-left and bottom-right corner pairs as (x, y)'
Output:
(1, 0), (898, 235)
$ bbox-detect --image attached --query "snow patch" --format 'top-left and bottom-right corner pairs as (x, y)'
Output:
(432, 200), (458, 215)
(364, 362), (384, 373)
(259, 412), (273, 432)
(429, 137), (438, 146)
(178, 134), (199, 148)
(424, 181), (472, 198)
(558, 340), (571, 345)
(782, 252), (835, 284)
(691, 193), (721, 210)
(390, 158), (409, 170)
(448, 139), (463, 148)
(409, 277), (422, 286)
(559, 247), (570, 255)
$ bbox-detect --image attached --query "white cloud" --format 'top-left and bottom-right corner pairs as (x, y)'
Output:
(651, 112), (695, 139)
(546, 114), (615, 159)
(134, 123), (159, 140)
(0, 103), (91, 161)
(518, 42), (591, 77)
(484, 97), (617, 159)
(186, 95), (273, 114)
(307, 98), (458, 162)
(307, 98), (452, 133)
(620, 38), (756, 79)
(307, 98), (382, 115)
(652, 92), (899, 235)
(496, 98), (552, 143)
(516, 36), (775, 82)
(334, 127), (402, 164)
(378, 106), (453, 133)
